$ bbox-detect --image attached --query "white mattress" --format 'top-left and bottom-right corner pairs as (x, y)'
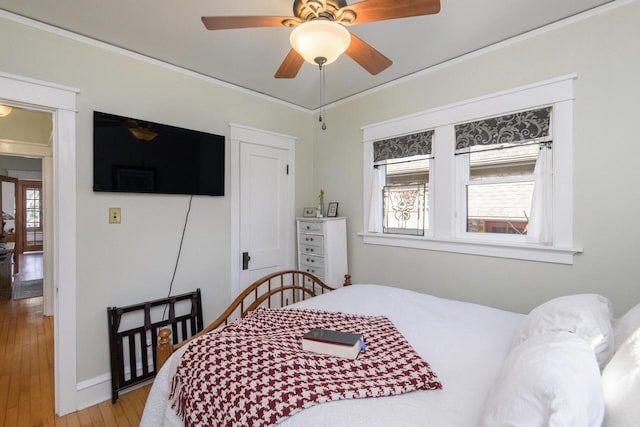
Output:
(141, 284), (524, 426)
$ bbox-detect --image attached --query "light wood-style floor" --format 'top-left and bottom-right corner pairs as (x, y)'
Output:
(1, 286), (151, 425)
(15, 252), (44, 282)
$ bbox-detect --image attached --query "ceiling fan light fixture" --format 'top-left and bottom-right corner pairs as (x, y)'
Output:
(0, 105), (13, 118)
(289, 20), (351, 66)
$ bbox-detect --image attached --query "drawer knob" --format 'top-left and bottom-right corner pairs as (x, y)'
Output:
(306, 226), (310, 230)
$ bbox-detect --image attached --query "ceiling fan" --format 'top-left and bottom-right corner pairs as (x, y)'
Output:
(201, 0), (441, 78)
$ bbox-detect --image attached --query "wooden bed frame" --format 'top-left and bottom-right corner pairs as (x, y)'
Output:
(108, 288), (203, 403)
(156, 270), (351, 370)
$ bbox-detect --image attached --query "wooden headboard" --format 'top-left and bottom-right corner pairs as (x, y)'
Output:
(156, 270), (351, 370)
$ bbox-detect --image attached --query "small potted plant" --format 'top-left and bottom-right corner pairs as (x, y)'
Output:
(318, 189), (325, 217)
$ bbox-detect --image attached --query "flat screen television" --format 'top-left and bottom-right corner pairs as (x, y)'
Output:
(93, 111), (224, 196)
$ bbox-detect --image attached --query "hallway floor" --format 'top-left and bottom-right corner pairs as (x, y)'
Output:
(16, 251), (43, 282)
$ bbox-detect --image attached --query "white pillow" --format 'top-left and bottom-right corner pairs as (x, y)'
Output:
(613, 302), (640, 352)
(602, 328), (640, 427)
(512, 294), (614, 368)
(480, 331), (605, 427)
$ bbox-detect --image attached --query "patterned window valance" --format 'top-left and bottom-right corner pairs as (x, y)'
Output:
(455, 107), (552, 150)
(373, 130), (433, 164)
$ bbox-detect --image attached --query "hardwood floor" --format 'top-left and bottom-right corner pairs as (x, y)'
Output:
(0, 296), (151, 426)
(15, 252), (44, 282)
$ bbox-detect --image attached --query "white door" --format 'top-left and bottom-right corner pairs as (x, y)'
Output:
(230, 125), (296, 297)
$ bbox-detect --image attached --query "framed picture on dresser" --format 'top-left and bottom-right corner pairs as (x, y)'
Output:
(327, 202), (338, 217)
(302, 207), (317, 218)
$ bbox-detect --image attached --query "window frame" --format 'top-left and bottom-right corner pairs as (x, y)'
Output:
(360, 75), (581, 264)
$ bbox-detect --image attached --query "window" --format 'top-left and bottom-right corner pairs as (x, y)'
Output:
(384, 159), (429, 235)
(361, 75), (580, 264)
(384, 183), (426, 235)
(454, 107), (553, 243)
(382, 158), (429, 236)
(467, 146), (537, 234)
(25, 188), (41, 229)
(370, 130), (432, 236)
(22, 183), (43, 250)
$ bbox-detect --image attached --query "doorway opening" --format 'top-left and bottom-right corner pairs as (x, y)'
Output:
(0, 71), (78, 416)
(0, 107), (48, 297)
(0, 156), (45, 302)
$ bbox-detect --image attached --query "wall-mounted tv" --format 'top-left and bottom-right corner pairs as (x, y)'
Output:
(93, 111), (224, 196)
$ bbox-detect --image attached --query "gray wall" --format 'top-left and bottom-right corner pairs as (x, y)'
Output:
(314, 2), (640, 315)
(0, 154), (43, 175)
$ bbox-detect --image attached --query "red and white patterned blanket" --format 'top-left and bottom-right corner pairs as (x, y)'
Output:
(169, 307), (441, 427)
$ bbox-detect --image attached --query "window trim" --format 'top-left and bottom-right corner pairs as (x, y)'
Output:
(361, 75), (582, 264)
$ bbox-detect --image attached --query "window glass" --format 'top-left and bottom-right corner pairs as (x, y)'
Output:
(469, 143), (537, 179)
(26, 188), (41, 228)
(383, 184), (426, 235)
(384, 158), (429, 235)
(465, 143), (539, 235)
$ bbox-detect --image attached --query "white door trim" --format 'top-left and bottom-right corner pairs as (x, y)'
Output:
(229, 123), (296, 298)
(0, 71), (78, 415)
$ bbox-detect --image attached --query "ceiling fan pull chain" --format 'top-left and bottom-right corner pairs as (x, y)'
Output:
(322, 64), (327, 130)
(319, 62), (327, 130)
(318, 64), (322, 124)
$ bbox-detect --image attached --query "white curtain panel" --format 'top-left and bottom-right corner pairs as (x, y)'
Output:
(368, 166), (385, 233)
(527, 146), (553, 244)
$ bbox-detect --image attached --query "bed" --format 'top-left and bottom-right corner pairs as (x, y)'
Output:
(141, 270), (639, 427)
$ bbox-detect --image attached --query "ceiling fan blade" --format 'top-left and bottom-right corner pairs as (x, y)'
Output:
(201, 16), (292, 30)
(345, 0), (440, 25)
(275, 49), (305, 79)
(345, 34), (392, 75)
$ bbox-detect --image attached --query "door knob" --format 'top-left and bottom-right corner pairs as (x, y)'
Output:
(242, 252), (251, 270)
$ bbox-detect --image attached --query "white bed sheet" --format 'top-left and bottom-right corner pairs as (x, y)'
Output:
(141, 284), (524, 426)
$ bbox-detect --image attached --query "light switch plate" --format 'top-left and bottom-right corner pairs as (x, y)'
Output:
(109, 208), (121, 224)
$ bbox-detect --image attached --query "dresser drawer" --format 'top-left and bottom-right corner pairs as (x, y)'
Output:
(299, 221), (323, 233)
(299, 233), (323, 247)
(299, 243), (323, 255)
(299, 254), (325, 269)
(300, 265), (324, 284)
(303, 275), (329, 296)
(303, 272), (325, 285)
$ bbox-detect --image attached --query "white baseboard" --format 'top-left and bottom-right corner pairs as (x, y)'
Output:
(76, 373), (112, 410)
(76, 370), (153, 410)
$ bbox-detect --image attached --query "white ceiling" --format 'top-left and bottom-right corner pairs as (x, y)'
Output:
(0, 0), (613, 110)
